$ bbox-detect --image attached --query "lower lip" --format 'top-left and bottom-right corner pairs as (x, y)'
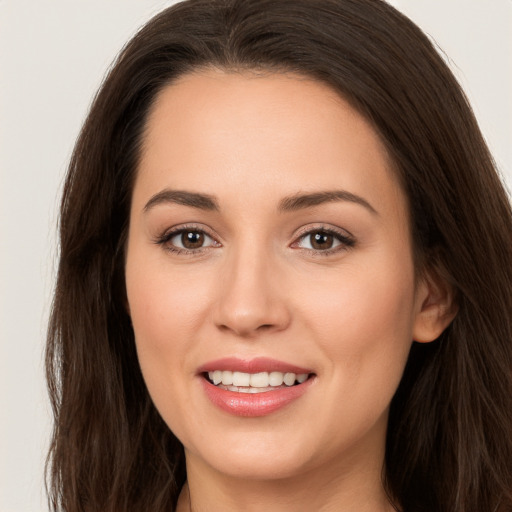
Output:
(201, 377), (314, 417)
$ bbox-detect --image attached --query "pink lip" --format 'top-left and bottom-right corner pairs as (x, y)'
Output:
(200, 377), (315, 417)
(197, 357), (312, 375)
(197, 357), (315, 417)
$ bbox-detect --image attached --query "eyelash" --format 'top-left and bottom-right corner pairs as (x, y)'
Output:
(153, 224), (219, 255)
(153, 224), (356, 256)
(292, 225), (356, 256)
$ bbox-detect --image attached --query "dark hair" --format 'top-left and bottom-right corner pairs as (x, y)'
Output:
(46, 0), (512, 511)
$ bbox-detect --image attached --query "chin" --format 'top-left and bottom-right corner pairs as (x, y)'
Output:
(184, 430), (318, 481)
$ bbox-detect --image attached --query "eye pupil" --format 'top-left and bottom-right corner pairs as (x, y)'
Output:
(311, 232), (333, 250)
(182, 231), (205, 249)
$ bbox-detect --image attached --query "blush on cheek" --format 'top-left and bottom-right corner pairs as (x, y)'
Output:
(306, 271), (414, 384)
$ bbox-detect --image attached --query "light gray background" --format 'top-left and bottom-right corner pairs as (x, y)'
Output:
(1, 1), (511, 511)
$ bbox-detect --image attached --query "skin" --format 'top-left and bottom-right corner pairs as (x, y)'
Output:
(125, 69), (454, 512)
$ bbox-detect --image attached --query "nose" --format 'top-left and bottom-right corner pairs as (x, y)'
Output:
(213, 248), (291, 338)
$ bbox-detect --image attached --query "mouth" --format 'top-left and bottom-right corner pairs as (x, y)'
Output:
(203, 370), (314, 393)
(198, 358), (316, 417)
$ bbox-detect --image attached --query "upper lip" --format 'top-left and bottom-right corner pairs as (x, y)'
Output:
(197, 357), (313, 375)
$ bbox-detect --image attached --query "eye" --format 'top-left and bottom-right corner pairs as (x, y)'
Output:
(299, 231), (340, 250)
(170, 230), (214, 250)
(155, 226), (220, 253)
(293, 228), (355, 253)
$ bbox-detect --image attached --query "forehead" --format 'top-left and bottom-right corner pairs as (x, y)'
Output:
(135, 69), (406, 221)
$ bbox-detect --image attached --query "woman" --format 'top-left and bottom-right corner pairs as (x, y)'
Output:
(46, 0), (512, 511)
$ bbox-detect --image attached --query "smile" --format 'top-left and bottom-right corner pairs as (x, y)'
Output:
(206, 370), (310, 393)
(198, 358), (316, 417)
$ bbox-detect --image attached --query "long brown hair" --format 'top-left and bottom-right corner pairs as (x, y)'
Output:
(46, 1), (512, 510)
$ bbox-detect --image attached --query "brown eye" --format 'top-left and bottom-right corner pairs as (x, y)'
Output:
(181, 230), (205, 249)
(309, 232), (334, 250)
(164, 229), (218, 251)
(294, 228), (354, 253)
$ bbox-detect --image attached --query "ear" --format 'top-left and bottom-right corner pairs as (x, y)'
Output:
(413, 268), (458, 343)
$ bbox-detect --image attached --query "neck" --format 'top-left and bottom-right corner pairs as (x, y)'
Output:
(177, 446), (396, 512)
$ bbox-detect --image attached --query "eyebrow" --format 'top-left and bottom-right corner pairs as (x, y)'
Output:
(144, 189), (220, 212)
(278, 190), (378, 215)
(143, 188), (377, 215)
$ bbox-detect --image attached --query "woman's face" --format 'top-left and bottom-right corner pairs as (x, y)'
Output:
(125, 70), (430, 482)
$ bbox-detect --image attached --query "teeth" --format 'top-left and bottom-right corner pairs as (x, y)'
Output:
(283, 372), (296, 386)
(232, 371), (250, 387)
(227, 385), (283, 394)
(250, 372), (269, 387)
(207, 370), (309, 388)
(296, 373), (308, 383)
(221, 370), (233, 385)
(268, 371), (284, 386)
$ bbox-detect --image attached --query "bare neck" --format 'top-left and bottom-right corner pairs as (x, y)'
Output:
(176, 449), (396, 512)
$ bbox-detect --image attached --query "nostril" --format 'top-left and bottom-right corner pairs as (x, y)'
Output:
(216, 321), (279, 338)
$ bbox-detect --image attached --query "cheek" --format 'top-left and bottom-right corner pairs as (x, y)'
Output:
(124, 246), (207, 389)
(300, 257), (416, 391)
(125, 265), (208, 446)
(126, 236), (210, 342)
